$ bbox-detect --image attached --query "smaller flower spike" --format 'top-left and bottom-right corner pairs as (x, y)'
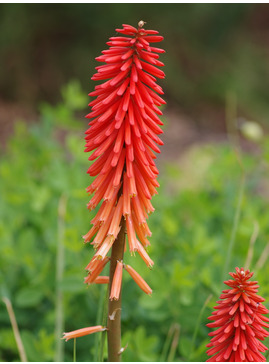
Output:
(62, 325), (107, 341)
(206, 267), (269, 362)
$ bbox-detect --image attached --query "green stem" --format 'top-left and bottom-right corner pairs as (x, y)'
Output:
(255, 242), (269, 272)
(54, 194), (67, 362)
(73, 338), (76, 362)
(167, 324), (180, 362)
(223, 91), (245, 279)
(160, 324), (175, 362)
(107, 217), (126, 362)
(94, 283), (107, 362)
(222, 174), (245, 279)
(244, 221), (259, 270)
(99, 285), (109, 362)
(2, 297), (27, 362)
(189, 294), (212, 361)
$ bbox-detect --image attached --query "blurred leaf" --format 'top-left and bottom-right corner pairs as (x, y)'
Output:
(61, 79), (88, 110)
(122, 326), (159, 362)
(178, 336), (192, 359)
(15, 286), (44, 308)
(0, 328), (17, 351)
(21, 331), (39, 361)
(60, 275), (85, 293)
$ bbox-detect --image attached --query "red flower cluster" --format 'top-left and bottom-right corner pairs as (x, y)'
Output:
(83, 23), (165, 292)
(206, 267), (269, 362)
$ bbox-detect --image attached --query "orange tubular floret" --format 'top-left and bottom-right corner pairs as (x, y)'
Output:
(62, 325), (106, 341)
(107, 196), (124, 238)
(123, 172), (131, 216)
(124, 264), (152, 295)
(94, 276), (110, 284)
(109, 261), (123, 300)
(94, 236), (115, 260)
(126, 214), (138, 253)
(92, 208), (115, 248)
(84, 256), (110, 284)
(136, 240), (154, 268)
(83, 224), (99, 243)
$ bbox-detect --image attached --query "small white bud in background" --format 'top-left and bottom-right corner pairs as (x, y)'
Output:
(240, 120), (263, 142)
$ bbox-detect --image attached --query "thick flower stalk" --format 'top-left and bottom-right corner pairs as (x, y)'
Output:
(206, 267), (269, 362)
(63, 22), (165, 361)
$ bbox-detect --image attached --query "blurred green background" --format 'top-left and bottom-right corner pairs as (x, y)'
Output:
(1, 3), (269, 362)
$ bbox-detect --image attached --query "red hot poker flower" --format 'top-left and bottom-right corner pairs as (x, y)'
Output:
(83, 23), (165, 288)
(206, 267), (269, 362)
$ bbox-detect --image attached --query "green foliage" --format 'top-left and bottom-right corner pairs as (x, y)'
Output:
(122, 326), (159, 362)
(1, 83), (269, 361)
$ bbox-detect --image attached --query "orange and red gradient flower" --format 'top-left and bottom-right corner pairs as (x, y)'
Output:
(83, 22), (165, 291)
(206, 267), (269, 362)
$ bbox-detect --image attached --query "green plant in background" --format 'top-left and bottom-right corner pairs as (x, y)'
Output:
(1, 81), (269, 361)
(0, 80), (92, 361)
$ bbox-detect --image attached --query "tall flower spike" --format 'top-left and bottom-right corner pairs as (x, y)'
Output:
(84, 22), (165, 284)
(206, 267), (269, 362)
